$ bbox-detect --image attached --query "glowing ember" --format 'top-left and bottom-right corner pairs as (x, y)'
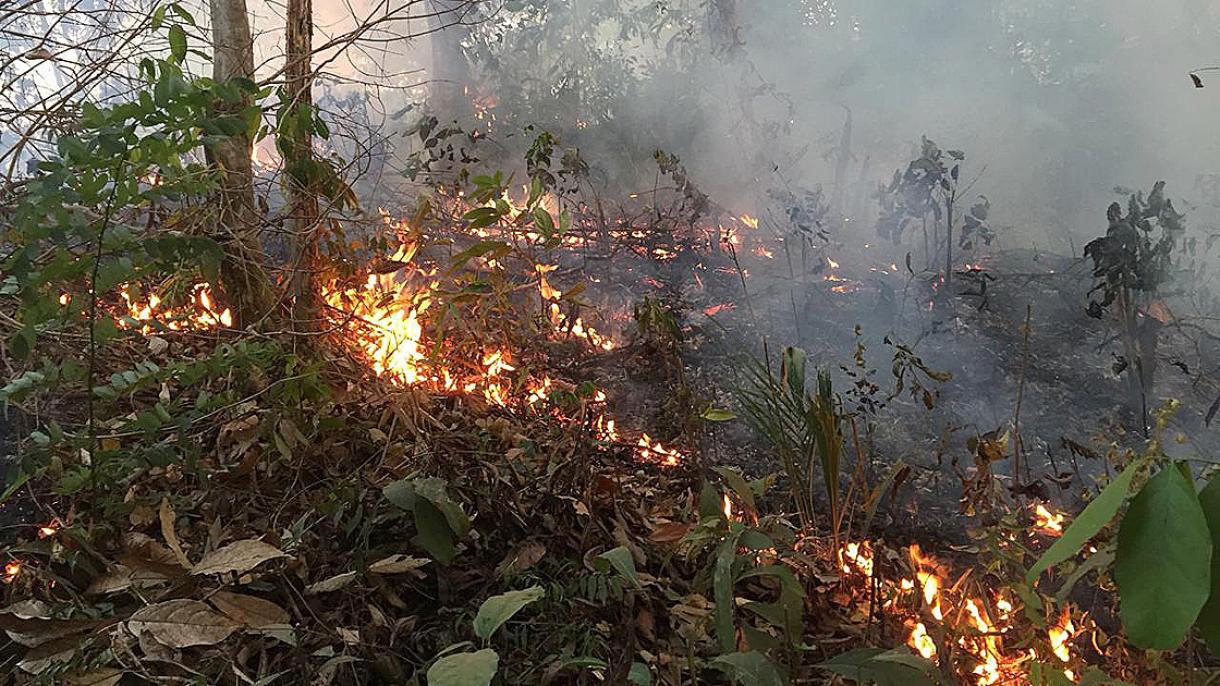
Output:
(910, 622), (937, 659)
(1032, 503), (1066, 537)
(703, 302), (735, 316)
(36, 519), (59, 539)
(1049, 609), (1075, 664)
(722, 493), (733, 521)
(752, 246), (774, 259)
(839, 541), (874, 576)
(739, 214), (759, 229)
(636, 433), (682, 467)
(3, 560), (21, 583)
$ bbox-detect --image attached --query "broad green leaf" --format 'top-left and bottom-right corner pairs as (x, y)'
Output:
(426, 649), (498, 686)
(817, 647), (940, 686)
(1116, 466), (1211, 649)
(168, 25), (187, 63)
(595, 546), (641, 589)
(1196, 473), (1220, 655)
(413, 497), (457, 564)
(712, 651), (784, 686)
(473, 586), (544, 640)
(1027, 458), (1144, 585)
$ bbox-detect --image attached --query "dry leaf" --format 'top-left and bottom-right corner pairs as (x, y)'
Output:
(127, 599), (240, 649)
(649, 521), (692, 543)
(368, 554), (430, 576)
(306, 571), (358, 595)
(159, 498), (191, 568)
(496, 541), (546, 576)
(17, 635), (80, 674)
(64, 668), (124, 686)
(191, 539), (287, 576)
(208, 591), (289, 628)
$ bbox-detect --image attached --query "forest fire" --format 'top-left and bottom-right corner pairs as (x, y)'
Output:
(834, 540), (1082, 684)
(115, 283), (233, 332)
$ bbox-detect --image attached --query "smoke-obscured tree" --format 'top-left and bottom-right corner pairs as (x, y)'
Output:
(876, 137), (992, 284)
(1084, 181), (1185, 429)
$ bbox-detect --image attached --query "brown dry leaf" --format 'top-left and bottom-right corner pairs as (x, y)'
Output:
(191, 539), (287, 576)
(649, 521), (691, 543)
(209, 591), (289, 628)
(0, 601), (109, 649)
(306, 571), (358, 595)
(128, 504), (156, 527)
(17, 634), (81, 674)
(64, 668), (124, 686)
(126, 599), (240, 649)
(496, 541), (546, 576)
(368, 554), (430, 576)
(159, 498), (191, 568)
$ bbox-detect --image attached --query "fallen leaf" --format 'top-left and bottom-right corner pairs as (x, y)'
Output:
(159, 498), (191, 568)
(306, 571), (359, 595)
(649, 521), (692, 543)
(208, 591), (290, 628)
(126, 599), (240, 649)
(368, 554), (430, 576)
(191, 539), (287, 576)
(64, 668), (124, 686)
(497, 541), (546, 576)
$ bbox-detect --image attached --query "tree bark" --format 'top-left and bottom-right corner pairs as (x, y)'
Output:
(284, 0), (320, 331)
(209, 0), (274, 326)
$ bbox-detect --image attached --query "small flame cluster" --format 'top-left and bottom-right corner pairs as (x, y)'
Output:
(836, 503), (1080, 685)
(537, 265), (617, 351)
(69, 283), (233, 333)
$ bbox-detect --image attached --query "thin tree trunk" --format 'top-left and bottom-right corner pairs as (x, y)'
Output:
(427, 0), (473, 120)
(209, 0), (274, 326)
(284, 0), (319, 331)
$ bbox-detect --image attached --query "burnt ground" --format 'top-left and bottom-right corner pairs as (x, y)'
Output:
(578, 238), (1220, 544)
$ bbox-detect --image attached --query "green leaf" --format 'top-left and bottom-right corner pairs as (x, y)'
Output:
(595, 546), (641, 589)
(712, 651), (783, 686)
(473, 586), (544, 640)
(627, 662), (651, 685)
(1027, 458), (1144, 585)
(714, 529), (743, 652)
(1196, 473), (1220, 655)
(702, 407), (736, 421)
(426, 649), (498, 686)
(168, 25), (187, 63)
(1116, 465), (1211, 649)
(817, 648), (940, 686)
(413, 497), (457, 564)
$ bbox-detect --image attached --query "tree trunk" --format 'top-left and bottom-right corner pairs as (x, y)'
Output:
(209, 0), (274, 326)
(284, 0), (320, 331)
(427, 0), (473, 120)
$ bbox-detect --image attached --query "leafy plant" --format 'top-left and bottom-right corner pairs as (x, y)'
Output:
(875, 137), (991, 282)
(1025, 404), (1220, 653)
(426, 586), (545, 686)
(733, 346), (844, 541)
(1083, 181), (1186, 426)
